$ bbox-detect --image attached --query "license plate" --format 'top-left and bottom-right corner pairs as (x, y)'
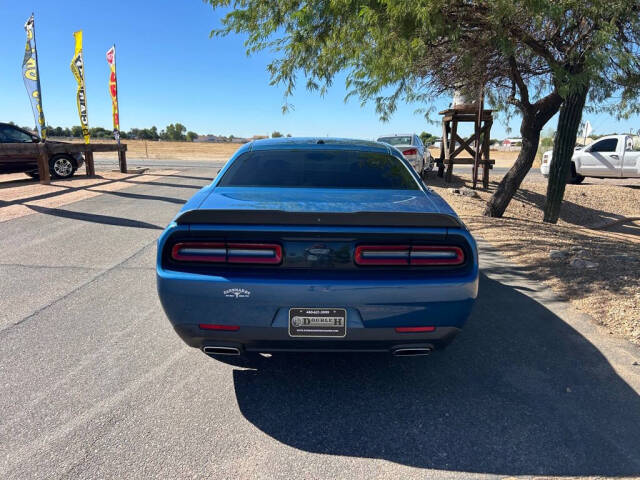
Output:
(288, 308), (346, 337)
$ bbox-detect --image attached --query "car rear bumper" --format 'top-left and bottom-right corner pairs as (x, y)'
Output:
(173, 323), (462, 353)
(157, 269), (478, 352)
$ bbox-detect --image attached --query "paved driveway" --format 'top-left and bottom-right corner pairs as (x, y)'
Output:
(1, 167), (639, 479)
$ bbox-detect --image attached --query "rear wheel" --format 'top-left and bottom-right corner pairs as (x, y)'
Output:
(423, 154), (434, 173)
(49, 155), (76, 179)
(567, 163), (585, 184)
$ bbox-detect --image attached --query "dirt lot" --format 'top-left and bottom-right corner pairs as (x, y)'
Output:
(60, 139), (243, 162)
(81, 140), (522, 165)
(428, 147), (522, 168)
(427, 172), (640, 346)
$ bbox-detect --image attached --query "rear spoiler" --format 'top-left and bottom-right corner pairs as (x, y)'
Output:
(175, 209), (463, 228)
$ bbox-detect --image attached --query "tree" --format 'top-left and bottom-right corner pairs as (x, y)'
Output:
(523, 2), (640, 222)
(70, 126), (83, 138)
(164, 123), (187, 141)
(271, 131), (283, 138)
(186, 131), (198, 142)
(207, 1), (561, 217)
(207, 0), (640, 222)
(419, 132), (438, 145)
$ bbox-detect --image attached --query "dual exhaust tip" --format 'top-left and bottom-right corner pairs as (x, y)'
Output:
(203, 345), (241, 356)
(202, 345), (434, 357)
(391, 345), (434, 357)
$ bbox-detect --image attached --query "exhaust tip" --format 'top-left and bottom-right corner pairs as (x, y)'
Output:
(392, 346), (434, 357)
(203, 346), (241, 356)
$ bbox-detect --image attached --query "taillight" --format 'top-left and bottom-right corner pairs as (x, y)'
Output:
(171, 242), (226, 262)
(227, 243), (283, 264)
(354, 245), (410, 265)
(171, 242), (282, 265)
(354, 245), (464, 266)
(409, 246), (464, 265)
(402, 148), (418, 156)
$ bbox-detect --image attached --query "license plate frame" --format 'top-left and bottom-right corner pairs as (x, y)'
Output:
(288, 308), (347, 338)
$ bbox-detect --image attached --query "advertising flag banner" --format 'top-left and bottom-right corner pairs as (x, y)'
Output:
(70, 31), (90, 144)
(22, 14), (46, 139)
(106, 45), (120, 140)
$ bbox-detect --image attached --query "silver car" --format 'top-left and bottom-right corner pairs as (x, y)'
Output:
(377, 133), (434, 177)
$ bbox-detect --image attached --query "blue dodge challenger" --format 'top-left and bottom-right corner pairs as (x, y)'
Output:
(157, 138), (478, 361)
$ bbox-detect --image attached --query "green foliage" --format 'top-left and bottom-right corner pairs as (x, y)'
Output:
(70, 126), (84, 138)
(540, 136), (554, 149)
(419, 131), (438, 145)
(271, 131), (283, 138)
(206, 0), (640, 122)
(129, 126), (160, 140)
(89, 127), (113, 139)
(186, 131), (199, 142)
(162, 123), (187, 141)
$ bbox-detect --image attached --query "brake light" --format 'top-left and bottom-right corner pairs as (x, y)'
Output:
(402, 148), (418, 156)
(171, 242), (282, 265)
(354, 245), (464, 266)
(395, 326), (436, 333)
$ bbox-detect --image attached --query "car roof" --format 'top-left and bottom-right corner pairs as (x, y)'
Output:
(247, 137), (394, 155)
(377, 134), (414, 138)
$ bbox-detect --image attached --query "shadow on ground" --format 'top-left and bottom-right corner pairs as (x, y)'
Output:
(231, 274), (640, 476)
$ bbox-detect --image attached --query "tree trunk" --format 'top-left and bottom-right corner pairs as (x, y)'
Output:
(484, 114), (540, 217)
(542, 85), (589, 223)
(483, 92), (562, 218)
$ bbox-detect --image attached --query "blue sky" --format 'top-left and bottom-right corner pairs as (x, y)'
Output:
(0, 0), (638, 140)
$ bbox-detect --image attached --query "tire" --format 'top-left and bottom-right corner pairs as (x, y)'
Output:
(567, 163), (585, 184)
(49, 155), (76, 179)
(423, 155), (434, 173)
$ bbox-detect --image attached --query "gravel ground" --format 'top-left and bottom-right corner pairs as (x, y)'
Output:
(427, 172), (640, 346)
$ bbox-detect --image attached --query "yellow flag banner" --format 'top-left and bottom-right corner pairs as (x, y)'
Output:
(22, 14), (46, 139)
(106, 46), (120, 139)
(70, 31), (90, 144)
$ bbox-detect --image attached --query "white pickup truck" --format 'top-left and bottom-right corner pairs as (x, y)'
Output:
(540, 134), (640, 183)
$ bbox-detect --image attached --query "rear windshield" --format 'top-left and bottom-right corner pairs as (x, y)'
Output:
(218, 150), (419, 190)
(377, 136), (412, 146)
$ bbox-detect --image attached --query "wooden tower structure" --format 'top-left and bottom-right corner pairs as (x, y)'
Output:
(436, 103), (495, 189)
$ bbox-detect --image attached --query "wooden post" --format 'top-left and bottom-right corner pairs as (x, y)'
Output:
(84, 150), (95, 176)
(118, 146), (127, 173)
(445, 118), (457, 182)
(482, 120), (492, 189)
(472, 97), (484, 189)
(36, 143), (51, 184)
(437, 121), (448, 178)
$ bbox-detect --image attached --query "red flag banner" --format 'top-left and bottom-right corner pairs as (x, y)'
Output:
(106, 46), (120, 138)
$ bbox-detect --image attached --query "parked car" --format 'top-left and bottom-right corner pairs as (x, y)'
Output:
(157, 138), (478, 363)
(376, 133), (434, 177)
(540, 135), (640, 183)
(0, 122), (84, 179)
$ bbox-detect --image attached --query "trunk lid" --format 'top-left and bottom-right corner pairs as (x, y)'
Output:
(197, 187), (445, 215)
